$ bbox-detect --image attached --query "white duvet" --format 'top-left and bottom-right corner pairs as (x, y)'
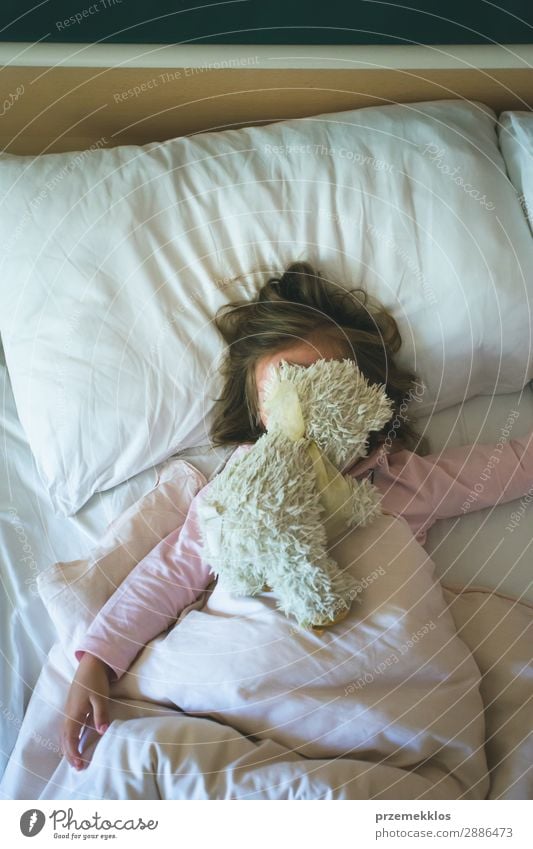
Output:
(2, 583), (531, 800)
(111, 513), (488, 795)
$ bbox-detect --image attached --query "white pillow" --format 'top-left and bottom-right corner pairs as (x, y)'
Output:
(498, 111), (533, 234)
(1, 99), (532, 514)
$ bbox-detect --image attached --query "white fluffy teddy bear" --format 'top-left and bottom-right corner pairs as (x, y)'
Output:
(197, 358), (394, 631)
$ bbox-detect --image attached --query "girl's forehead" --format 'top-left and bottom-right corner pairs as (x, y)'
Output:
(254, 333), (348, 427)
(255, 335), (344, 383)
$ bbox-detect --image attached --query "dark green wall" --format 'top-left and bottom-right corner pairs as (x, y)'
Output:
(1, 0), (532, 44)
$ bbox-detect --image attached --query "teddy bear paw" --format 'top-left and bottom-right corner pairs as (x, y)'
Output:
(310, 605), (350, 633)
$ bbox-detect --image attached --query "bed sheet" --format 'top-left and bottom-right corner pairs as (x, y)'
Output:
(0, 345), (161, 778)
(414, 386), (533, 603)
(1, 330), (532, 783)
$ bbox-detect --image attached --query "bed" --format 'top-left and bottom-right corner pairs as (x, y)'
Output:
(0, 45), (532, 800)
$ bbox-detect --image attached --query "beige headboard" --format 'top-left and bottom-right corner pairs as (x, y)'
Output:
(2, 43), (532, 155)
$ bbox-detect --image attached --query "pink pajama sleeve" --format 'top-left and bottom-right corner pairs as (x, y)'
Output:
(371, 430), (533, 544)
(75, 485), (216, 680)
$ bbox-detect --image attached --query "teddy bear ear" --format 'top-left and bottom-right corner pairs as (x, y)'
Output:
(261, 362), (281, 404)
(264, 379), (306, 439)
(262, 360), (305, 407)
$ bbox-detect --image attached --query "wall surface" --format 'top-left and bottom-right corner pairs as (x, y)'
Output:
(1, 0), (532, 45)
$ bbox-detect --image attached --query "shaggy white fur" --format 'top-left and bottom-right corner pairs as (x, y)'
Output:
(197, 359), (394, 629)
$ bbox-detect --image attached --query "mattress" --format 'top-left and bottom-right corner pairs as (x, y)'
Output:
(1, 328), (532, 784)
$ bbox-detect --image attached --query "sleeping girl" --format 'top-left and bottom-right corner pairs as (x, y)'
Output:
(61, 261), (533, 770)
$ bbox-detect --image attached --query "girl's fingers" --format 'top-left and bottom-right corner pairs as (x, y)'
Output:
(90, 695), (109, 735)
(62, 712), (89, 770)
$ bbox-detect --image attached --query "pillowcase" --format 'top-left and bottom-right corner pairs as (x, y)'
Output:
(498, 111), (533, 234)
(2, 99), (532, 514)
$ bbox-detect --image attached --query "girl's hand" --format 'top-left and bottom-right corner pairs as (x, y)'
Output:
(62, 653), (112, 770)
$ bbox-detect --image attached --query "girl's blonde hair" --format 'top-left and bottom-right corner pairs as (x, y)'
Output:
(210, 261), (429, 457)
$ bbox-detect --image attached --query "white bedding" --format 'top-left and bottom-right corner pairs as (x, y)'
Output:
(1, 347), (532, 797)
(2, 587), (531, 801)
(0, 343), (158, 778)
(417, 384), (533, 602)
(1, 100), (532, 515)
(1, 99), (532, 799)
(0, 338), (236, 780)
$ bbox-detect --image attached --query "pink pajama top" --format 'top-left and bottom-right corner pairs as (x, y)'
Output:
(76, 432), (533, 680)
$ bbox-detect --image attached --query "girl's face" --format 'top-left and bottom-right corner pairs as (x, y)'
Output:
(254, 331), (346, 428)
